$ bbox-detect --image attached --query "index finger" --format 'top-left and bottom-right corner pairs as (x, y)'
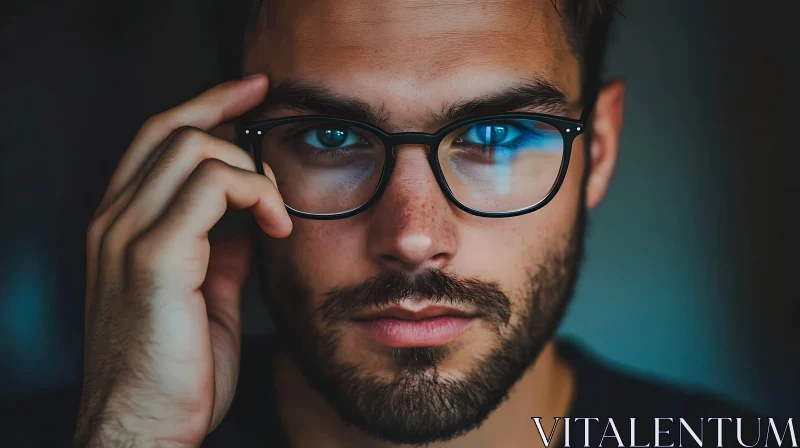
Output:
(103, 74), (269, 204)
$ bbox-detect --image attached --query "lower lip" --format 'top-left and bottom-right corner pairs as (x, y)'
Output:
(355, 316), (475, 347)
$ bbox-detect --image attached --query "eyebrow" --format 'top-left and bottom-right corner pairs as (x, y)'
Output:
(248, 79), (570, 128)
(249, 80), (390, 125)
(436, 81), (570, 124)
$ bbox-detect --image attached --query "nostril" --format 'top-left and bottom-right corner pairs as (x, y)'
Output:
(378, 254), (399, 264)
(376, 252), (450, 272)
(430, 252), (449, 263)
(426, 252), (451, 269)
(377, 254), (405, 270)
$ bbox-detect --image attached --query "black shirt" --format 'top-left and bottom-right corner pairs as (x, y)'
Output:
(6, 337), (757, 447)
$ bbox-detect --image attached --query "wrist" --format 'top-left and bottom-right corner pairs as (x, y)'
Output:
(76, 426), (198, 448)
(75, 410), (202, 448)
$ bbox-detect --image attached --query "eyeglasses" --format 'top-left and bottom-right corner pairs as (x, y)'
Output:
(241, 109), (591, 219)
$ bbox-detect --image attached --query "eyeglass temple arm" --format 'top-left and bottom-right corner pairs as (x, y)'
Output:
(578, 93), (598, 125)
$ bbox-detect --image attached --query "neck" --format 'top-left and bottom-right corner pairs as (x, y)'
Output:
(273, 340), (576, 448)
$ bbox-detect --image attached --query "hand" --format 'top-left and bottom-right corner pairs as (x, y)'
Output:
(74, 75), (292, 447)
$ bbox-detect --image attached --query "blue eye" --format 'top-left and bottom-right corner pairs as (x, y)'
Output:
(453, 120), (562, 156)
(458, 123), (522, 146)
(303, 126), (362, 149)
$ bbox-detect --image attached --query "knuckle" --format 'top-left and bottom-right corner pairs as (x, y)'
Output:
(126, 233), (162, 272)
(196, 158), (229, 182)
(88, 207), (108, 232)
(139, 112), (171, 135)
(163, 129), (217, 168)
(88, 199), (127, 254)
(171, 125), (208, 147)
(87, 212), (110, 248)
(99, 219), (129, 262)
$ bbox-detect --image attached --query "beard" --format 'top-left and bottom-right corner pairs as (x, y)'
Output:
(255, 206), (586, 445)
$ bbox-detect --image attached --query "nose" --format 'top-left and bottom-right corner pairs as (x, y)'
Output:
(366, 145), (459, 273)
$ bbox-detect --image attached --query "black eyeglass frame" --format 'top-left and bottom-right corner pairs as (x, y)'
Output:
(240, 107), (593, 219)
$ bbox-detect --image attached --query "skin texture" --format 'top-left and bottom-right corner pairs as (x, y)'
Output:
(75, 0), (624, 447)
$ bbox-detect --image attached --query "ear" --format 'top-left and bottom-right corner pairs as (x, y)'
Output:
(585, 79), (625, 210)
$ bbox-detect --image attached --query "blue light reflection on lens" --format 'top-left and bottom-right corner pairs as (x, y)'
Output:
(450, 119), (562, 195)
(458, 119), (563, 155)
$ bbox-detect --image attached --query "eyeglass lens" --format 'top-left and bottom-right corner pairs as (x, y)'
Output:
(260, 118), (564, 215)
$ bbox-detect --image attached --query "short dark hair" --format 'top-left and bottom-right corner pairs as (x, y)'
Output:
(558, 0), (621, 104)
(214, 0), (621, 105)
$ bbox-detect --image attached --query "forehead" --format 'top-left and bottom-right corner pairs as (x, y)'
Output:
(243, 0), (580, 123)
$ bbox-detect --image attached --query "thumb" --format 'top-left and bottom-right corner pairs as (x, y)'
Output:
(202, 233), (253, 432)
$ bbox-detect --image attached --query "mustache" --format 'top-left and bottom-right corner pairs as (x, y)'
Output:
(318, 268), (512, 327)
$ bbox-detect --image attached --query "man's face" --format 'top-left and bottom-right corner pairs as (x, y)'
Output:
(243, 0), (591, 443)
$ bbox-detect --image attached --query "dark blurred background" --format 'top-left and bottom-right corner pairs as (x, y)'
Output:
(1, 0), (798, 418)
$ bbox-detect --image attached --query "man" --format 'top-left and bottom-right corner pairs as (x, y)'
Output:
(11, 0), (758, 447)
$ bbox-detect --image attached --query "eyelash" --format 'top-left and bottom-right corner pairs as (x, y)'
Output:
(284, 125), (371, 159)
(455, 123), (545, 149)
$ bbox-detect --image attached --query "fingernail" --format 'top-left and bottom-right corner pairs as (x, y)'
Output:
(242, 73), (264, 80)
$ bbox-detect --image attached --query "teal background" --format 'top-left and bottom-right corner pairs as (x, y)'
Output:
(559, 0), (798, 415)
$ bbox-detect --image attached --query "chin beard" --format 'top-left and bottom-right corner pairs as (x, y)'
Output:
(256, 206), (586, 445)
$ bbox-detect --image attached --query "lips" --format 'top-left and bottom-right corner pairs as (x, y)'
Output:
(352, 304), (478, 348)
(354, 305), (476, 321)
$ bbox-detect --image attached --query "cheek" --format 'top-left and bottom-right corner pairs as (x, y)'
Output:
(454, 144), (585, 301)
(273, 218), (369, 297)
